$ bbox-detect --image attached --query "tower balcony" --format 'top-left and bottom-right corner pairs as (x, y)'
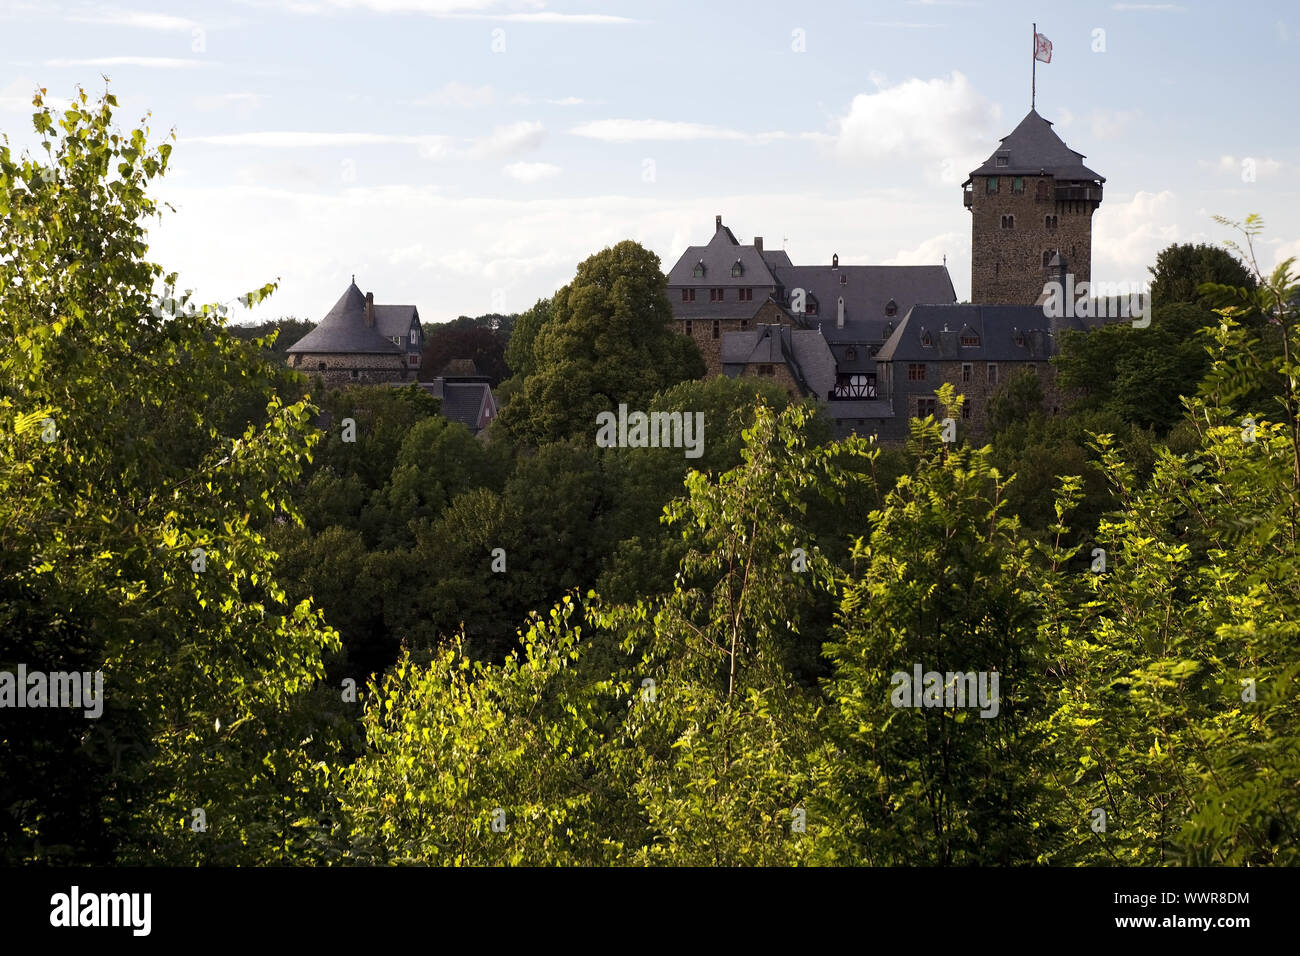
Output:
(1054, 182), (1103, 205)
(963, 183), (973, 208)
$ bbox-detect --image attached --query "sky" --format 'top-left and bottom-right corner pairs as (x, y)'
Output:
(0, 0), (1297, 325)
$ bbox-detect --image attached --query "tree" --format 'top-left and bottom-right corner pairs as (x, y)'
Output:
(1149, 241), (1255, 310)
(496, 242), (704, 445)
(0, 86), (341, 863)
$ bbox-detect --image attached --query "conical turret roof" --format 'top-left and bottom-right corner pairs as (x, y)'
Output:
(287, 281), (404, 354)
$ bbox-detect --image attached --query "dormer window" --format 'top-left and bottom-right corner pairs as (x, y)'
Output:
(885, 298), (898, 317)
(995, 153), (1009, 167)
(960, 327), (980, 347)
(839, 273), (848, 285)
(920, 329), (933, 347)
(731, 259), (744, 278)
(1014, 330), (1026, 347)
(845, 347), (857, 361)
(693, 259), (705, 278)
(806, 295), (819, 316)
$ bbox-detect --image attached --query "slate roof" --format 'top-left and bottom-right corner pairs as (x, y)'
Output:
(666, 217), (780, 288)
(720, 324), (837, 398)
(401, 378), (498, 433)
(967, 109), (1104, 182)
(760, 248), (794, 270)
(877, 304), (1085, 363)
(770, 264), (957, 345)
(288, 282), (405, 355)
(373, 304), (420, 342)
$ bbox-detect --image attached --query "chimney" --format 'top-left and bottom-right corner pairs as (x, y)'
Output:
(754, 236), (763, 254)
(837, 296), (845, 329)
(365, 291), (375, 328)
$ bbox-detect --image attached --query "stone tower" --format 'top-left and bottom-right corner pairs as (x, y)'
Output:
(964, 109), (1104, 305)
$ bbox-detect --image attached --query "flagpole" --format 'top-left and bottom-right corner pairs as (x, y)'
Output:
(1032, 22), (1037, 110)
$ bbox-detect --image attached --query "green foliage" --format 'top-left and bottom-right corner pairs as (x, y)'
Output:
(0, 86), (341, 863)
(1149, 241), (1255, 309)
(497, 242), (705, 445)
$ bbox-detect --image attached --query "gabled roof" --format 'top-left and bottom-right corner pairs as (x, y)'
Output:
(287, 281), (405, 354)
(373, 304), (420, 342)
(877, 304), (1084, 363)
(400, 378), (498, 433)
(771, 264), (957, 344)
(720, 324), (837, 398)
(666, 217), (780, 288)
(967, 109), (1104, 181)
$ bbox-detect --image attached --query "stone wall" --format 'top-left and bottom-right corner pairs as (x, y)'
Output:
(288, 351), (410, 386)
(889, 357), (1069, 442)
(673, 299), (796, 376)
(969, 174), (1095, 305)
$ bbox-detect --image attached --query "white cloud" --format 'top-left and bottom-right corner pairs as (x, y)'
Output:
(193, 92), (266, 113)
(1093, 190), (1180, 283)
(65, 7), (204, 30)
(466, 120), (545, 157)
(1087, 109), (1140, 140)
(183, 122), (542, 160)
(569, 119), (792, 144)
(236, 0), (641, 21)
(186, 131), (448, 148)
(44, 56), (202, 68)
(1111, 3), (1185, 11)
(1209, 155), (1285, 180)
(414, 82), (495, 108)
(830, 71), (1001, 174)
(0, 77), (71, 111)
(503, 161), (560, 182)
(883, 230), (967, 271)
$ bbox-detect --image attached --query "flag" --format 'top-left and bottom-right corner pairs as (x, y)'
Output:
(1034, 31), (1053, 63)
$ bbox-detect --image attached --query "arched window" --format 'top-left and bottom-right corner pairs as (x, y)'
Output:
(692, 259), (705, 278)
(731, 259), (744, 278)
(920, 330), (932, 347)
(885, 298), (898, 317)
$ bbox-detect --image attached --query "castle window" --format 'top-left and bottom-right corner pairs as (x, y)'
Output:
(411, 330), (420, 346)
(408, 354), (419, 366)
(681, 288), (696, 302)
(731, 259), (744, 278)
(350, 369), (358, 379)
(1036, 179), (1051, 200)
(392, 336), (402, 346)
(712, 320), (720, 340)
(919, 330), (932, 347)
(1001, 214), (1015, 229)
(960, 328), (980, 347)
(710, 287), (725, 302)
(685, 321), (692, 335)
(741, 320), (748, 330)
(885, 298), (898, 317)
(840, 273), (848, 285)
(962, 362), (972, 383)
(995, 153), (1009, 167)
(986, 177), (999, 194)
(917, 397), (938, 417)
(693, 260), (705, 278)
(962, 402), (972, 420)
(758, 364), (775, 376)
(1012, 176), (1025, 193)
(908, 363), (927, 381)
(318, 362), (326, 370)
(987, 363), (999, 385)
(807, 297), (819, 316)
(739, 287), (753, 301)
(1045, 215), (1059, 230)
(1014, 331), (1026, 347)
(845, 347), (857, 360)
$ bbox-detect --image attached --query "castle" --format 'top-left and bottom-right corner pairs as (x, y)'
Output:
(289, 108), (1108, 443)
(667, 107), (1107, 441)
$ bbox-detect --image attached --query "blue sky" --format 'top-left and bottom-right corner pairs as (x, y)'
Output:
(1, 0), (1296, 324)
